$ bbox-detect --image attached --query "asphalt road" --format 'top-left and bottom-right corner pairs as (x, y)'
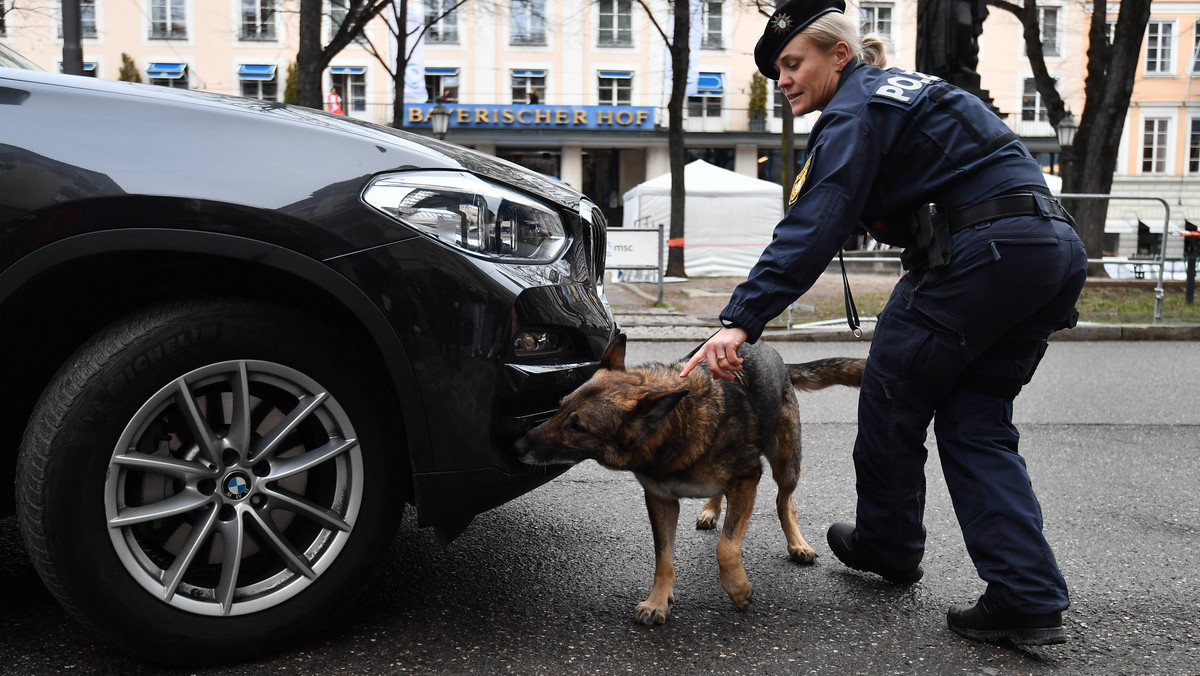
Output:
(0, 341), (1196, 675)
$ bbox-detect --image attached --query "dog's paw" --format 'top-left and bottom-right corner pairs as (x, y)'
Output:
(695, 512), (719, 530)
(728, 583), (754, 610)
(788, 544), (818, 565)
(635, 600), (671, 625)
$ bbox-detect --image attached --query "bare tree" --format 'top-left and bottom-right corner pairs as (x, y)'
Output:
(356, 0), (471, 127)
(633, 0), (695, 278)
(745, 0), (795, 209)
(991, 0), (1153, 275)
(296, 0), (396, 109)
(61, 0), (84, 75)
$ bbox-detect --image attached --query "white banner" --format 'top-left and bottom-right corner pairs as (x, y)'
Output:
(387, 4), (429, 103)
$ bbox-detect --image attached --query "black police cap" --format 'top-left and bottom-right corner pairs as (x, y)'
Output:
(754, 0), (846, 80)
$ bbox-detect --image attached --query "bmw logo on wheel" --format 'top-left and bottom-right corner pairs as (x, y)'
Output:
(223, 472), (251, 500)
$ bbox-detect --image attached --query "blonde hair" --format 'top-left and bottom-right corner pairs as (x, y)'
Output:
(804, 12), (889, 68)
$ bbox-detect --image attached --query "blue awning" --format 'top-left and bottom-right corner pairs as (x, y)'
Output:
(329, 65), (366, 76)
(696, 72), (724, 95)
(147, 62), (186, 79)
(425, 67), (459, 76)
(598, 70), (633, 79)
(237, 64), (277, 80)
(512, 69), (547, 79)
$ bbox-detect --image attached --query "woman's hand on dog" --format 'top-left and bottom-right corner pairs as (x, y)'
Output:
(680, 327), (748, 381)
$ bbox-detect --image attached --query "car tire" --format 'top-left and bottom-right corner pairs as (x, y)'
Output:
(16, 298), (405, 665)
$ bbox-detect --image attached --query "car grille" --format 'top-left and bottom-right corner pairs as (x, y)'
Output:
(580, 200), (607, 283)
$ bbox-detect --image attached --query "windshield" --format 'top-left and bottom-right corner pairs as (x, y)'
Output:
(0, 43), (42, 71)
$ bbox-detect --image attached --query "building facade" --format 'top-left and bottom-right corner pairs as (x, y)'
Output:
(2, 0), (1196, 251)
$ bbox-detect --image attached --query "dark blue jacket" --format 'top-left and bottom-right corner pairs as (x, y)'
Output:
(721, 59), (1049, 341)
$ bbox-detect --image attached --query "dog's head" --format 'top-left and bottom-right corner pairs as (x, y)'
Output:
(515, 334), (689, 470)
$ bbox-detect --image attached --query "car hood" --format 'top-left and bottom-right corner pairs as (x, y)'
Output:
(0, 69), (586, 215)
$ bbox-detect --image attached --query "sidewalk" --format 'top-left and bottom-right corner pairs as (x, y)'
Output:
(605, 272), (1200, 342)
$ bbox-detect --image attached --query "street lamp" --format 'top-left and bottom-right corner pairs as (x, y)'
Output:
(430, 102), (450, 140)
(1055, 111), (1078, 179)
(1056, 111), (1078, 151)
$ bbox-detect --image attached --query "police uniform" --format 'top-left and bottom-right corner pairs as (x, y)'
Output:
(724, 6), (1086, 618)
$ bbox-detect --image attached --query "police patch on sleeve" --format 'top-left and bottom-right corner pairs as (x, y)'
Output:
(789, 153), (814, 205)
(872, 68), (941, 106)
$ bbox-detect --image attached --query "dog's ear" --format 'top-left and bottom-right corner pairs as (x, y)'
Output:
(601, 333), (627, 370)
(635, 388), (689, 423)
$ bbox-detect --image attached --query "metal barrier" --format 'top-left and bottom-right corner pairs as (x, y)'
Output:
(606, 194), (1183, 323)
(1059, 193), (1171, 324)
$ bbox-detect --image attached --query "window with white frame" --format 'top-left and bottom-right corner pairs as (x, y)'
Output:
(1141, 117), (1170, 174)
(598, 70), (632, 105)
(239, 65), (278, 100)
(328, 0), (368, 44)
(426, 67), (459, 102)
(598, 0), (631, 47)
(57, 0), (98, 39)
(1193, 20), (1200, 75)
(330, 66), (366, 112)
(1145, 21), (1175, 74)
(1189, 117), (1200, 174)
(511, 69), (546, 103)
(687, 72), (723, 118)
(511, 0), (546, 46)
(1038, 6), (1059, 56)
(150, 0), (187, 39)
(1021, 78), (1049, 122)
(858, 3), (893, 46)
(701, 0), (723, 49)
(426, 0), (458, 43)
(148, 62), (189, 88)
(241, 0), (275, 40)
(330, 0), (347, 42)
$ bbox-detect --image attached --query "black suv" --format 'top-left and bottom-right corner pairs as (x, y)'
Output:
(0, 45), (615, 663)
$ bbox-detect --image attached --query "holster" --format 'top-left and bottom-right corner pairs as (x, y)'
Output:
(900, 203), (952, 271)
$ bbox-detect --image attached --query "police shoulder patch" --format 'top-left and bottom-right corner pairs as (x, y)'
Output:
(871, 68), (941, 106)
(790, 153), (813, 205)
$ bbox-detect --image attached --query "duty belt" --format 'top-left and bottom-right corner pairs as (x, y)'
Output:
(900, 191), (1073, 272)
(947, 191), (1072, 234)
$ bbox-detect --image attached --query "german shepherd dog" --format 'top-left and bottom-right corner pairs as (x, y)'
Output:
(515, 334), (864, 625)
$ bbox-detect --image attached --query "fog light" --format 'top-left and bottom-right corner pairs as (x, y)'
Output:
(513, 330), (560, 353)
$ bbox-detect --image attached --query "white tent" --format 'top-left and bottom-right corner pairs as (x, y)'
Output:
(621, 160), (783, 278)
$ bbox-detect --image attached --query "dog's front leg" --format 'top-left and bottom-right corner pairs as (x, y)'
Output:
(636, 492), (679, 625)
(717, 478), (759, 609)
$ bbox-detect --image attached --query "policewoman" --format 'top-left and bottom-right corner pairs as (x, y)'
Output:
(679, 0), (1086, 646)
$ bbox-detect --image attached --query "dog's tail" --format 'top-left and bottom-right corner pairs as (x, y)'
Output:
(787, 357), (865, 391)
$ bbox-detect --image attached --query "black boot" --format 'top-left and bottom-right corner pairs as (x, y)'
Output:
(826, 522), (923, 586)
(947, 595), (1067, 645)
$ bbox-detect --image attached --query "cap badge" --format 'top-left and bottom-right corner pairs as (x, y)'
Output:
(770, 12), (793, 34)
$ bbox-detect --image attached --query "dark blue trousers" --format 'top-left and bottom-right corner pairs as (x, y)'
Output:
(853, 214), (1085, 614)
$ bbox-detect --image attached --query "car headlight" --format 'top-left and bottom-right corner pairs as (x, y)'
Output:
(362, 170), (567, 263)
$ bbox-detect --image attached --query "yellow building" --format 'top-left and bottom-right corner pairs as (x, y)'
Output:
(2, 0), (1194, 252)
(1102, 1), (1199, 262)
